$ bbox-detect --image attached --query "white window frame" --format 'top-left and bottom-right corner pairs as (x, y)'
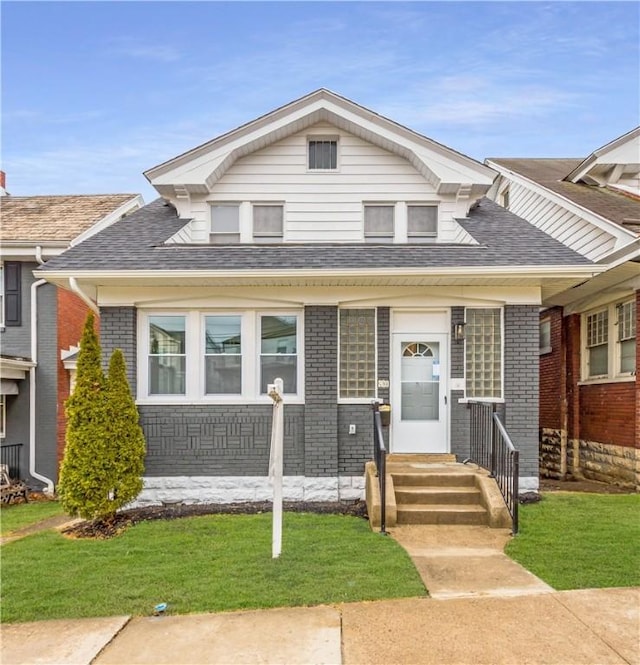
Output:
(138, 310), (304, 404)
(407, 203), (438, 242)
(464, 307), (504, 402)
(539, 318), (552, 355)
(307, 135), (339, 171)
(338, 307), (378, 403)
(209, 203), (241, 244)
(252, 203), (284, 243)
(363, 204), (395, 243)
(581, 298), (637, 382)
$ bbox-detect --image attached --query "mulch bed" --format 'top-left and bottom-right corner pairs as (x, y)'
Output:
(63, 500), (368, 539)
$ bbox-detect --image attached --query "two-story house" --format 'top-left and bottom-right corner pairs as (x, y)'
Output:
(487, 128), (640, 489)
(0, 189), (143, 491)
(38, 90), (601, 505)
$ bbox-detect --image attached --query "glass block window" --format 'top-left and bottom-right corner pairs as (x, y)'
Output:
(617, 300), (636, 374)
(308, 139), (337, 170)
(210, 204), (240, 244)
(260, 315), (298, 394)
(253, 205), (283, 242)
(465, 308), (502, 399)
(407, 205), (437, 242)
(148, 315), (186, 395)
(339, 309), (376, 399)
(586, 309), (608, 377)
(204, 316), (242, 394)
(364, 205), (394, 242)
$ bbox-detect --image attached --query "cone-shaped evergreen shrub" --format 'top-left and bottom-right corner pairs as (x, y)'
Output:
(58, 314), (146, 521)
(58, 312), (111, 520)
(103, 349), (145, 512)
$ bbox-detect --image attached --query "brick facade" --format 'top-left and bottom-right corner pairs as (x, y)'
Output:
(539, 291), (639, 488)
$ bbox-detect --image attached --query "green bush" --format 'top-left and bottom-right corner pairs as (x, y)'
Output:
(58, 313), (145, 520)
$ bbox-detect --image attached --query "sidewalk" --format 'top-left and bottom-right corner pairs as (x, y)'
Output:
(2, 523), (638, 664)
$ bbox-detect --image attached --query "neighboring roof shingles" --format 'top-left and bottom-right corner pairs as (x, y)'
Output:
(0, 194), (138, 242)
(489, 158), (640, 233)
(39, 197), (591, 273)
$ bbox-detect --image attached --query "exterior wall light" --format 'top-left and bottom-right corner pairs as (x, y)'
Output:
(453, 322), (466, 341)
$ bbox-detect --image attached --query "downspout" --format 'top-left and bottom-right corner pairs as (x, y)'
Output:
(69, 277), (99, 314)
(30, 246), (55, 494)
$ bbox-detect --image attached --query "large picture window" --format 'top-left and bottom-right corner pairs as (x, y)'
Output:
(339, 309), (376, 399)
(465, 308), (502, 399)
(141, 311), (302, 401)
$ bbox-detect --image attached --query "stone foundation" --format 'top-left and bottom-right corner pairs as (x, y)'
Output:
(577, 440), (639, 490)
(131, 475), (366, 507)
(540, 428), (639, 490)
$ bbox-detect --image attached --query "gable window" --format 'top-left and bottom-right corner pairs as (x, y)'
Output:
(253, 204), (283, 243)
(617, 300), (636, 374)
(148, 315), (186, 395)
(260, 315), (298, 394)
(465, 308), (503, 400)
(364, 205), (394, 243)
(339, 309), (376, 399)
(308, 138), (337, 170)
(204, 315), (242, 394)
(586, 309), (608, 377)
(407, 205), (437, 242)
(210, 204), (240, 243)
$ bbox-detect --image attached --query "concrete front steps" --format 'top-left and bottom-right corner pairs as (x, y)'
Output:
(365, 454), (512, 530)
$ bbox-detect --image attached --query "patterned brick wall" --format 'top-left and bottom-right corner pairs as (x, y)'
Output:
(449, 306), (468, 459)
(100, 307), (137, 393)
(338, 405), (373, 473)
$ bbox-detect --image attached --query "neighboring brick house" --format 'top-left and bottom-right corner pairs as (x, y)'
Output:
(39, 90), (601, 504)
(487, 127), (640, 489)
(0, 187), (143, 490)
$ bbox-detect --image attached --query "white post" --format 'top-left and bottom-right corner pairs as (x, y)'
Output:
(268, 378), (284, 559)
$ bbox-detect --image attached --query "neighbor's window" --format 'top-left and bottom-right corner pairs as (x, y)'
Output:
(148, 316), (186, 395)
(260, 315), (298, 394)
(364, 205), (394, 243)
(0, 395), (5, 438)
(339, 309), (376, 399)
(204, 315), (242, 394)
(253, 204), (283, 243)
(407, 205), (438, 242)
(539, 318), (551, 354)
(586, 309), (608, 377)
(465, 308), (502, 399)
(0, 263), (4, 327)
(210, 204), (240, 243)
(617, 300), (636, 374)
(308, 138), (337, 170)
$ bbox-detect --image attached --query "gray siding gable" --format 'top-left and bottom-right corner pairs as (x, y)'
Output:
(40, 197), (591, 273)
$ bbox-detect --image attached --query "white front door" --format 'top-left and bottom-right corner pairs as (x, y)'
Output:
(391, 331), (448, 453)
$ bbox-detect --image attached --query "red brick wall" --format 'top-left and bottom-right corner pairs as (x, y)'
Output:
(579, 382), (636, 447)
(565, 313), (582, 443)
(56, 290), (96, 466)
(539, 307), (563, 429)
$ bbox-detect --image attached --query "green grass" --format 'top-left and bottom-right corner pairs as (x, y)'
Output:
(0, 501), (65, 536)
(506, 493), (640, 590)
(1, 512), (426, 623)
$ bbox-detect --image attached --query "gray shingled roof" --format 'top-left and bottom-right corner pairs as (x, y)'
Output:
(39, 197), (591, 273)
(489, 158), (640, 234)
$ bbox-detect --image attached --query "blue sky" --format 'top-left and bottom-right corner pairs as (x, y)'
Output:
(2, 1), (639, 203)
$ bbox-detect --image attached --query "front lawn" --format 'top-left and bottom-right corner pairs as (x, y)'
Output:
(506, 493), (640, 590)
(0, 501), (65, 536)
(1, 512), (426, 623)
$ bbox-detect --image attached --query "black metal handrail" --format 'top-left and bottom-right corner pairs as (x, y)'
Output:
(1, 443), (23, 480)
(371, 402), (387, 534)
(468, 402), (519, 534)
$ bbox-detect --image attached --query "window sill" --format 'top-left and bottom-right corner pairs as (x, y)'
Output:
(457, 397), (505, 404)
(578, 376), (635, 386)
(539, 346), (552, 355)
(136, 397), (306, 406)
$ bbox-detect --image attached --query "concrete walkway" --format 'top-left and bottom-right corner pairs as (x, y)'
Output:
(2, 523), (638, 664)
